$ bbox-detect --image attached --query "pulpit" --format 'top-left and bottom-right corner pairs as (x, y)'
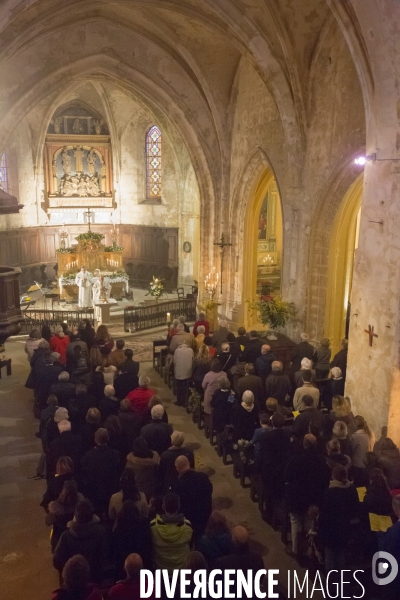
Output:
(95, 299), (118, 325)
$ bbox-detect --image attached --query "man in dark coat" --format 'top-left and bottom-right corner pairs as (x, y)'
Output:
(158, 431), (195, 493)
(37, 354), (63, 405)
(53, 499), (108, 582)
(114, 365), (139, 401)
(235, 363), (264, 411)
(255, 344), (277, 387)
(46, 419), (83, 478)
(258, 412), (291, 520)
(235, 327), (248, 352)
(80, 428), (120, 515)
(118, 349), (140, 376)
(285, 434), (330, 556)
(330, 339), (348, 380)
(290, 333), (314, 373)
(241, 330), (263, 364)
(291, 394), (324, 440)
(140, 405), (172, 455)
(172, 456), (213, 540)
(264, 361), (292, 405)
(50, 371), (76, 408)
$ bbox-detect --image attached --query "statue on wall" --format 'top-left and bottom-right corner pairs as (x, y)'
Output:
(72, 118), (84, 134)
(74, 145), (85, 172)
(51, 116), (63, 134)
(87, 148), (97, 175)
(61, 147), (71, 175)
(93, 119), (104, 135)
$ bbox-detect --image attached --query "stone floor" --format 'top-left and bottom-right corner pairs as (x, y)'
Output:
(0, 336), (306, 600)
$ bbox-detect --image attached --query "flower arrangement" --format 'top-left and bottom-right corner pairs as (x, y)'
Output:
(75, 232), (104, 242)
(114, 270), (129, 279)
(104, 244), (123, 252)
(146, 276), (166, 299)
(60, 273), (76, 282)
(232, 439), (254, 464)
(187, 388), (203, 414)
(56, 247), (74, 254)
(248, 296), (296, 331)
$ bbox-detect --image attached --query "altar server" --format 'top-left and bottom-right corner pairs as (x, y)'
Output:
(75, 265), (93, 308)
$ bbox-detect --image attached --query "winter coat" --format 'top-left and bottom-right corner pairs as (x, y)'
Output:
(140, 420), (173, 455)
(318, 481), (359, 549)
(231, 403), (258, 443)
(172, 470), (213, 538)
(285, 449), (330, 514)
(193, 320), (210, 337)
(114, 372), (139, 400)
(293, 384), (320, 412)
(379, 449), (400, 489)
(210, 389), (235, 431)
(127, 387), (156, 417)
(236, 374), (264, 410)
(255, 352), (277, 384)
(49, 381), (76, 409)
(313, 347), (331, 371)
(241, 338), (264, 364)
(290, 341), (315, 373)
(41, 473), (76, 509)
(150, 513), (193, 574)
(258, 428), (291, 502)
(50, 333), (70, 365)
(46, 493), (84, 551)
(47, 431), (83, 478)
(158, 446), (195, 493)
(112, 518), (152, 577)
(292, 407), (324, 439)
(95, 365), (117, 386)
(99, 395), (120, 424)
(211, 328), (229, 352)
(330, 348), (348, 379)
(173, 344), (194, 380)
(125, 452), (160, 499)
(117, 411), (142, 448)
(350, 430), (373, 468)
(53, 517), (108, 581)
(197, 531), (233, 568)
(202, 371), (223, 414)
(216, 351), (237, 374)
(108, 490), (149, 521)
(80, 445), (120, 511)
(192, 360), (211, 387)
(118, 358), (140, 376)
(363, 483), (393, 516)
(169, 332), (195, 354)
(264, 371), (292, 405)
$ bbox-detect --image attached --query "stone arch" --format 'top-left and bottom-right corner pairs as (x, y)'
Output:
(324, 174), (363, 354)
(226, 148), (283, 327)
(306, 150), (365, 341)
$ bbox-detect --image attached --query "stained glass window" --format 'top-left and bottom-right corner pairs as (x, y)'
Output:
(146, 126), (162, 197)
(0, 152), (8, 193)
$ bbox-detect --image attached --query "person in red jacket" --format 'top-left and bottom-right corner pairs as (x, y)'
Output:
(108, 553), (154, 600)
(126, 375), (155, 417)
(50, 326), (70, 366)
(193, 312), (210, 337)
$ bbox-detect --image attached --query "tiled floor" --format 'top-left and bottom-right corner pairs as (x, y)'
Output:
(0, 337), (302, 600)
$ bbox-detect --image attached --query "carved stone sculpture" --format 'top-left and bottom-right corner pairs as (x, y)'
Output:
(93, 119), (104, 134)
(87, 148), (97, 175)
(72, 118), (84, 134)
(52, 116), (63, 134)
(74, 145), (84, 172)
(61, 147), (71, 175)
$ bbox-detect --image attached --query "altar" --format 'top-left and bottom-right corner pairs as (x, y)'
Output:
(56, 222), (129, 302)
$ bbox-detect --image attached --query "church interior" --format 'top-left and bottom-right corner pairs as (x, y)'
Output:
(1, 0), (400, 598)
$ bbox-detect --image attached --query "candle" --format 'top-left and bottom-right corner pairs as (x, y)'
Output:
(167, 312), (171, 322)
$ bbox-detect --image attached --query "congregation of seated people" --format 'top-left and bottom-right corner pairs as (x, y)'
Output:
(25, 318), (400, 599)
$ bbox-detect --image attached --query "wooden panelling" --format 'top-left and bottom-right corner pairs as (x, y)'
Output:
(0, 224), (179, 269)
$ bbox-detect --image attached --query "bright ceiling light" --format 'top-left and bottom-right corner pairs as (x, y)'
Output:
(355, 156), (366, 165)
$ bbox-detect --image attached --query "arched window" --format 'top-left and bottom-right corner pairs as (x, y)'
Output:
(0, 152), (8, 193)
(146, 126), (162, 198)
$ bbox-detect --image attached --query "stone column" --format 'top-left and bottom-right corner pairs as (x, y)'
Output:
(346, 160), (400, 443)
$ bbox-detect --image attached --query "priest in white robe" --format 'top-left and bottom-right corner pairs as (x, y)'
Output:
(92, 275), (111, 320)
(75, 266), (93, 308)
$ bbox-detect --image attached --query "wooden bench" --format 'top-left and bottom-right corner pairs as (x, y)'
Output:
(0, 358), (12, 378)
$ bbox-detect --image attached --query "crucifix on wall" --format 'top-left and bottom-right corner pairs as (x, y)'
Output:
(85, 209), (93, 231)
(365, 324), (378, 346)
(213, 233), (232, 295)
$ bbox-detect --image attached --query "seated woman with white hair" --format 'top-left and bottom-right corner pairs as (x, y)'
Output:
(231, 390), (258, 443)
(99, 385), (120, 424)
